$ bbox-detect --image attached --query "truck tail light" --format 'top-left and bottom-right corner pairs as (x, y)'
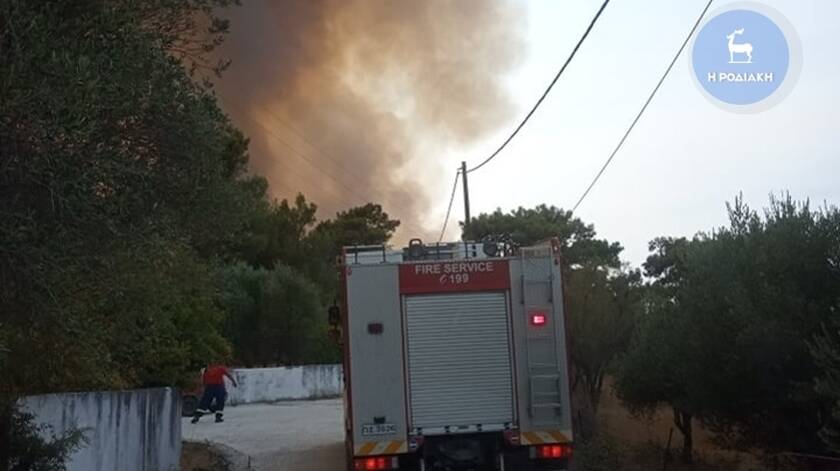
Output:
(534, 444), (572, 460)
(353, 456), (399, 470)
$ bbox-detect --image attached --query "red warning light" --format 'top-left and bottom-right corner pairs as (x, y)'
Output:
(530, 313), (547, 326)
(354, 457), (393, 470)
(536, 444), (572, 459)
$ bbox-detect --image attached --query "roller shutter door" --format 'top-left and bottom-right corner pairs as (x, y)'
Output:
(405, 292), (513, 432)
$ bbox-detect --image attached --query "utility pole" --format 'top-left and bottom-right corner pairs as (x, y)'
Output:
(461, 161), (471, 238)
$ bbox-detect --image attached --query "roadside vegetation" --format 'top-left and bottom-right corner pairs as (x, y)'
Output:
(0, 0), (394, 466)
(467, 198), (840, 467)
(2, 0), (839, 469)
(0, 0), (400, 397)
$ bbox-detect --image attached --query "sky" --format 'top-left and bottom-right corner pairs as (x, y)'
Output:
(428, 0), (839, 267)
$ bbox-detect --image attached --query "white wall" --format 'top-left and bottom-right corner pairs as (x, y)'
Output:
(227, 364), (342, 406)
(20, 388), (181, 471)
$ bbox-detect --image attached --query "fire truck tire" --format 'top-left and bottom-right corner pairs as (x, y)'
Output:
(398, 454), (423, 471)
(181, 394), (199, 417)
(503, 448), (533, 471)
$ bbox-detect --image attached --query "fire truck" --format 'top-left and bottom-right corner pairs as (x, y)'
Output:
(332, 239), (574, 471)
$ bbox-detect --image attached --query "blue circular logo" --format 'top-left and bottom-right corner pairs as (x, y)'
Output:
(691, 5), (798, 111)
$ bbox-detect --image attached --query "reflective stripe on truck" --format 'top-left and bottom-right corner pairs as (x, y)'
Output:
(519, 430), (573, 445)
(354, 440), (408, 456)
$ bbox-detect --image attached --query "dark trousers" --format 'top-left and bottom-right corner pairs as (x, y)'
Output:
(198, 384), (227, 414)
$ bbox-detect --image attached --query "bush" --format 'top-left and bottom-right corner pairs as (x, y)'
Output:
(219, 263), (339, 366)
(572, 430), (626, 471)
(7, 405), (86, 471)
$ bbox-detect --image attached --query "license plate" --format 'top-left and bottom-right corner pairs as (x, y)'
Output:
(362, 423), (397, 436)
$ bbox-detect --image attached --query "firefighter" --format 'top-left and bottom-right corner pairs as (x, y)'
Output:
(191, 360), (238, 424)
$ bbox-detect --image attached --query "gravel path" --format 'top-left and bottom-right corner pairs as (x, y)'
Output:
(182, 399), (345, 471)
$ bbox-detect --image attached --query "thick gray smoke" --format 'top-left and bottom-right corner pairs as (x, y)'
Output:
(216, 0), (524, 241)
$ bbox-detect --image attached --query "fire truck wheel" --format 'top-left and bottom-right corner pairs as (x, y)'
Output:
(503, 448), (533, 470)
(398, 454), (423, 471)
(181, 395), (199, 417)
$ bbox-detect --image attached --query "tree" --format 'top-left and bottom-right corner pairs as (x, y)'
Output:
(464, 205), (621, 268)
(313, 203), (401, 251)
(8, 406), (86, 471)
(614, 284), (697, 463)
(218, 202), (400, 365)
(810, 203), (840, 454)
(132, 0), (242, 79)
(811, 315), (840, 453)
(307, 203), (401, 294)
(219, 263), (336, 366)
(235, 193), (319, 270)
(568, 267), (642, 411)
(616, 195), (840, 460)
(1, 0), (252, 395)
(616, 236), (699, 462)
(464, 205), (635, 411)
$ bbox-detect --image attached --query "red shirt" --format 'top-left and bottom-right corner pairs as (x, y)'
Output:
(202, 365), (230, 386)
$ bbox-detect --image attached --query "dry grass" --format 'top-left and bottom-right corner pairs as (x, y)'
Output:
(181, 441), (234, 471)
(572, 378), (760, 471)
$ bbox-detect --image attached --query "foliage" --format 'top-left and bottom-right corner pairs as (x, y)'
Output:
(132, 0), (242, 79)
(615, 241), (698, 462)
(308, 203), (400, 295)
(218, 263), (338, 367)
(312, 203), (401, 251)
(464, 205), (622, 268)
(0, 0), (401, 401)
(573, 430), (626, 471)
(464, 205), (637, 409)
(568, 267), (642, 410)
(810, 315), (840, 453)
(0, 326), (7, 368)
(8, 405), (86, 471)
(616, 195), (840, 459)
(234, 197), (400, 302)
(0, 0), (252, 393)
(235, 193), (319, 270)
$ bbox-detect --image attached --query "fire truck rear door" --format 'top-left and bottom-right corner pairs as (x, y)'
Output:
(404, 292), (514, 434)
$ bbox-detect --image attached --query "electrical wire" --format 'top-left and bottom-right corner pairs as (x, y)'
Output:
(255, 103), (382, 188)
(467, 0), (610, 174)
(247, 105), (431, 236)
(252, 103), (414, 214)
(223, 100), (373, 202)
(571, 0), (714, 213)
(437, 170), (461, 242)
(220, 98), (430, 235)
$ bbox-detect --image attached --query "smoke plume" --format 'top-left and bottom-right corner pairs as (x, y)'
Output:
(215, 0), (524, 241)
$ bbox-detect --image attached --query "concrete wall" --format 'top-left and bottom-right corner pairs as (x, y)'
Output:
(20, 388), (181, 471)
(227, 364), (342, 405)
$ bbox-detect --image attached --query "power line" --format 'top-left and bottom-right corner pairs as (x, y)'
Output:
(571, 0), (714, 213)
(255, 106), (443, 237)
(467, 0), (610, 174)
(252, 103), (410, 212)
(255, 103), (381, 188)
(223, 99), (372, 202)
(219, 98), (430, 235)
(252, 103), (473, 241)
(438, 170), (461, 242)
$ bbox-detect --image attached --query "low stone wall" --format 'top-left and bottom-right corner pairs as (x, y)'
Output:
(20, 388), (181, 471)
(227, 364), (342, 405)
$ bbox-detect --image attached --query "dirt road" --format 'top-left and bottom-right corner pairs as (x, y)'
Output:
(182, 399), (345, 471)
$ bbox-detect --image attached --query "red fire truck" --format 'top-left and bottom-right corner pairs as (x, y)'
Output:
(333, 239), (573, 471)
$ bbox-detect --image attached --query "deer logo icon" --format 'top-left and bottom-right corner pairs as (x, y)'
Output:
(692, 6), (799, 110)
(727, 28), (753, 64)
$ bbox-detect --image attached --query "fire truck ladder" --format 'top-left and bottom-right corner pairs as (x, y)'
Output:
(521, 271), (563, 422)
